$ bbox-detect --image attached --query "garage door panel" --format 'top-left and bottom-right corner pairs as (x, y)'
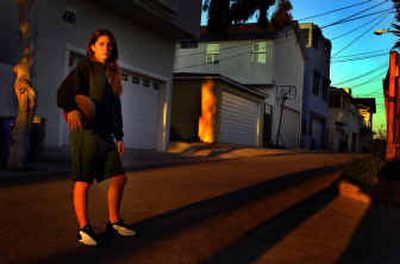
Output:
(219, 91), (259, 146)
(121, 80), (160, 150)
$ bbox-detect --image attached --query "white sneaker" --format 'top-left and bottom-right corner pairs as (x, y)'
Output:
(78, 225), (99, 246)
(106, 220), (136, 236)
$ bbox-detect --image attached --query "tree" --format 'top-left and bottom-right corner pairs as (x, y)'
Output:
(203, 0), (231, 37)
(203, 0), (278, 37)
(230, 0), (275, 28)
(270, 0), (293, 31)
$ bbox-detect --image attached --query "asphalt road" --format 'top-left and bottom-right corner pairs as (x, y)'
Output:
(0, 153), (361, 264)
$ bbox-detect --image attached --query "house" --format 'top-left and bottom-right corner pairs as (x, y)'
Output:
(0, 0), (201, 151)
(174, 22), (306, 148)
(171, 73), (265, 147)
(299, 23), (331, 150)
(327, 88), (361, 152)
(353, 98), (376, 152)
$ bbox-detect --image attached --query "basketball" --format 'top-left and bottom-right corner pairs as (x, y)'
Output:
(75, 95), (96, 120)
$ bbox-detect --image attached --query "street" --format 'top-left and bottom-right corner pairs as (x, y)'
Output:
(0, 153), (363, 264)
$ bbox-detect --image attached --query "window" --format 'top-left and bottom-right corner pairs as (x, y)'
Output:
(251, 41), (268, 65)
(312, 30), (319, 49)
(180, 40), (198, 49)
(312, 71), (321, 96)
(206, 44), (220, 66)
(131, 75), (140, 84)
(301, 28), (311, 47)
(142, 78), (151, 87)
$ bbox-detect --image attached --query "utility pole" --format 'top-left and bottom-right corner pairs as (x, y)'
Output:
(275, 85), (296, 147)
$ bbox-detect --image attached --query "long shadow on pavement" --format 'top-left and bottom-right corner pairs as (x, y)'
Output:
(339, 202), (400, 263)
(203, 181), (339, 264)
(28, 165), (344, 264)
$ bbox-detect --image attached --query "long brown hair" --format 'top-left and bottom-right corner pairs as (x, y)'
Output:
(86, 29), (122, 96)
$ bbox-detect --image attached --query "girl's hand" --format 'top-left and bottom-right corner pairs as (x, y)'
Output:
(117, 140), (125, 155)
(67, 110), (82, 131)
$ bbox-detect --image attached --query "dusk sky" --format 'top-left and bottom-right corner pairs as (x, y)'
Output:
(201, 0), (396, 134)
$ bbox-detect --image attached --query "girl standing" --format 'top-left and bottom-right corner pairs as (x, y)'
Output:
(58, 29), (135, 246)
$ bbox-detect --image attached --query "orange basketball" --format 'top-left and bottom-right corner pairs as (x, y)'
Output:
(75, 95), (96, 120)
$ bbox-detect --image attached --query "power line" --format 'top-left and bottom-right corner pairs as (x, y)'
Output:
(175, 41), (250, 59)
(331, 52), (387, 63)
(333, 49), (388, 58)
(333, 15), (388, 56)
(320, 7), (394, 29)
(330, 16), (383, 41)
(175, 49), (251, 71)
(350, 68), (388, 89)
(297, 0), (373, 21)
(332, 63), (387, 86)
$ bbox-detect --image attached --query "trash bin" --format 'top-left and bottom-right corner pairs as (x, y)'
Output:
(0, 117), (14, 167)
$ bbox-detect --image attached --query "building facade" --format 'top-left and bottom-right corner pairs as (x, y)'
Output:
(171, 73), (265, 147)
(299, 23), (331, 150)
(327, 88), (361, 152)
(354, 98), (376, 152)
(174, 23), (306, 148)
(0, 0), (201, 150)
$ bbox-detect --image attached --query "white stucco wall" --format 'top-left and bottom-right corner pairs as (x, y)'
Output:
(174, 40), (275, 84)
(272, 29), (305, 148)
(328, 99), (361, 152)
(31, 0), (192, 149)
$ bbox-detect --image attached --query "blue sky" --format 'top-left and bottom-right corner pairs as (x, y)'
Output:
(201, 0), (397, 133)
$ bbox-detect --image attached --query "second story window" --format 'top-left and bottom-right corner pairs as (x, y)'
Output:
(301, 28), (311, 48)
(251, 42), (267, 65)
(206, 44), (220, 66)
(180, 40), (198, 49)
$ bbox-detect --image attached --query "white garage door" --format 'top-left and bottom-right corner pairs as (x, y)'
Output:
(281, 108), (300, 148)
(120, 73), (160, 149)
(219, 91), (260, 146)
(60, 51), (160, 150)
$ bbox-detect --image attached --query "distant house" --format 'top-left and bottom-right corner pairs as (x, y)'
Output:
(299, 23), (331, 150)
(171, 73), (265, 147)
(0, 0), (201, 150)
(174, 22), (306, 148)
(327, 88), (361, 152)
(354, 98), (376, 152)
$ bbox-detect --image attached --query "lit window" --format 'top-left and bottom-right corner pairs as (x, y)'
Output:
(206, 44), (220, 66)
(251, 42), (267, 65)
(301, 28), (311, 47)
